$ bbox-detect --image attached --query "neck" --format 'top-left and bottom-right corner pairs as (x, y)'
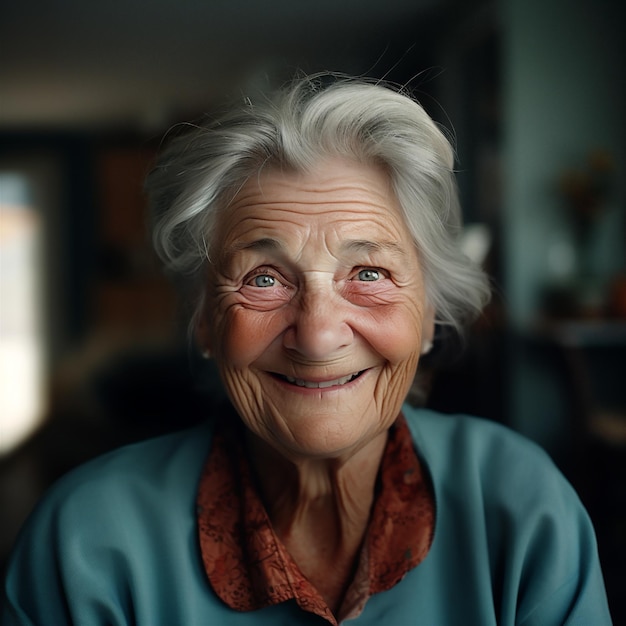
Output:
(245, 429), (388, 613)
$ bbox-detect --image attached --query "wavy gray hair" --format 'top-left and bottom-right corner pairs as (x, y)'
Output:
(147, 75), (490, 334)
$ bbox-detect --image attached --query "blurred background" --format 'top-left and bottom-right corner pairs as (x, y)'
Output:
(1, 0), (624, 619)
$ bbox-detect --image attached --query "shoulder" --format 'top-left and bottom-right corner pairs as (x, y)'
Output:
(402, 405), (611, 624)
(12, 421), (215, 556)
(402, 404), (584, 531)
(3, 421), (217, 624)
(402, 404), (588, 534)
(45, 420), (213, 508)
(403, 402), (540, 452)
(402, 404), (560, 489)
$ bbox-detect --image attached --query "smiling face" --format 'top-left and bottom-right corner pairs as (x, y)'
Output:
(198, 158), (434, 462)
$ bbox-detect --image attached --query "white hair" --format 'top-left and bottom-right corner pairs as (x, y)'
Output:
(147, 74), (491, 334)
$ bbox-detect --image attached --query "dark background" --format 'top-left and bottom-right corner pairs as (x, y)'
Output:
(1, 0), (624, 620)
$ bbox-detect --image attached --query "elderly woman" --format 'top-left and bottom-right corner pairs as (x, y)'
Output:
(2, 76), (610, 625)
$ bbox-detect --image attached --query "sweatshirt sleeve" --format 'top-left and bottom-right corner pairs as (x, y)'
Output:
(475, 418), (613, 625)
(512, 471), (613, 625)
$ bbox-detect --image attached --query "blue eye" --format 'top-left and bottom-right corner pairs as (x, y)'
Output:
(253, 274), (276, 288)
(357, 269), (380, 282)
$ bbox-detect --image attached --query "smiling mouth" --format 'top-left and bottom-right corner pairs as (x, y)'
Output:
(274, 371), (364, 389)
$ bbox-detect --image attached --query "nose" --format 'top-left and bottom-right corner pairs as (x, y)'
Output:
(282, 278), (354, 359)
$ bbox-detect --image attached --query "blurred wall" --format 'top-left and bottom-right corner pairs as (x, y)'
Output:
(502, 0), (625, 440)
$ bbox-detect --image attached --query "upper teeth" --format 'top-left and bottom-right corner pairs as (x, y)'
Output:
(284, 372), (359, 388)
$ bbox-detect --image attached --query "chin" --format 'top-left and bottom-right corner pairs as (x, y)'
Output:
(265, 406), (391, 462)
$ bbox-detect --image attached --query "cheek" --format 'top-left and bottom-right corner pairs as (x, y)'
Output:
(214, 307), (287, 368)
(362, 303), (425, 364)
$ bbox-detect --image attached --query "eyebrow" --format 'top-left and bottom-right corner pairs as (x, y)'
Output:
(229, 237), (282, 253)
(340, 239), (407, 258)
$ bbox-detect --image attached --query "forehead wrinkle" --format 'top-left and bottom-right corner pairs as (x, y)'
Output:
(230, 198), (391, 217)
(231, 175), (393, 211)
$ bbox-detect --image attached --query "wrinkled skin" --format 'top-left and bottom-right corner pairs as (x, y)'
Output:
(198, 158), (434, 465)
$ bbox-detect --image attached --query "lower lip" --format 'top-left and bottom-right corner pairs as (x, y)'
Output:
(271, 370), (369, 394)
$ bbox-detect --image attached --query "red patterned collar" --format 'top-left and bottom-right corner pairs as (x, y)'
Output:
(196, 413), (434, 625)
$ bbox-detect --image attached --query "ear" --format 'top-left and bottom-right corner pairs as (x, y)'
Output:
(421, 304), (436, 355)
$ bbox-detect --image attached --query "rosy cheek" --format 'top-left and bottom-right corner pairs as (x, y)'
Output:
(358, 305), (424, 363)
(219, 308), (286, 367)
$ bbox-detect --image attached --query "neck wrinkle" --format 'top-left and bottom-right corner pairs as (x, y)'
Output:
(245, 426), (388, 555)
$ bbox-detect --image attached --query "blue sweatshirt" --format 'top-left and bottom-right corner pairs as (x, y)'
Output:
(2, 406), (612, 625)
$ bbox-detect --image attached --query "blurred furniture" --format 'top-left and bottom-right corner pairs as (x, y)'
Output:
(95, 145), (178, 336)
